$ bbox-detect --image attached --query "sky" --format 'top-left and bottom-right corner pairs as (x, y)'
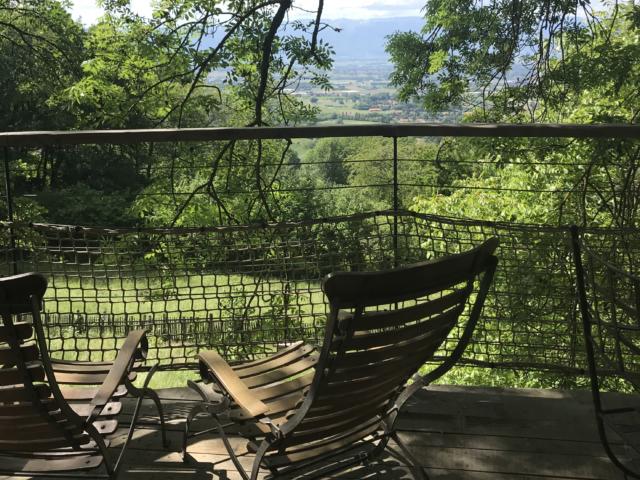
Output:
(68, 0), (426, 24)
(69, 0), (609, 25)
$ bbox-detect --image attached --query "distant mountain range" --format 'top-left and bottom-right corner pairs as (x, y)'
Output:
(318, 17), (424, 60)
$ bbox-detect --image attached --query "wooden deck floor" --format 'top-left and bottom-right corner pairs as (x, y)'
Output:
(3, 385), (638, 480)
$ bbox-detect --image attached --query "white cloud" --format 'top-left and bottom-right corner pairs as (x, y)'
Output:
(69, 0), (424, 25)
(292, 0), (424, 20)
(69, 0), (153, 25)
(69, 0), (611, 25)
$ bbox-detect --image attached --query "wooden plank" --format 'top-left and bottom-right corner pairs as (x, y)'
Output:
(2, 124), (640, 148)
(79, 385), (640, 480)
(396, 431), (616, 460)
(397, 442), (624, 479)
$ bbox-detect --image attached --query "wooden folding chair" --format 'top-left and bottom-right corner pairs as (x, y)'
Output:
(0, 272), (168, 478)
(183, 239), (498, 479)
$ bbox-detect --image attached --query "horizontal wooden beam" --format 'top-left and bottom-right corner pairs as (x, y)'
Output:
(1, 123), (640, 147)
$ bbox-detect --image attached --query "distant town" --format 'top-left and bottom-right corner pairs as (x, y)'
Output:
(295, 59), (464, 124)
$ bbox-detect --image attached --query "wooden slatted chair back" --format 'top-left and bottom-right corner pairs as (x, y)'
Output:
(0, 273), (91, 454)
(265, 238), (498, 467)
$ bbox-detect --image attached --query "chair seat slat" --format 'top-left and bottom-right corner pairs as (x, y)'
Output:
(241, 354), (317, 389)
(252, 371), (314, 402)
(0, 323), (33, 343)
(233, 344), (316, 378)
(0, 363), (45, 386)
(345, 307), (460, 351)
(52, 370), (136, 385)
(264, 419), (382, 466)
(0, 452), (103, 472)
(233, 341), (306, 372)
(0, 434), (91, 452)
(0, 344), (39, 365)
(347, 284), (471, 331)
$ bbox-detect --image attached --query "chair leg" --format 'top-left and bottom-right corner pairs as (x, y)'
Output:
(182, 405), (256, 480)
(126, 364), (168, 448)
(182, 402), (209, 461)
(111, 391), (145, 478)
(214, 414), (254, 480)
(141, 385), (168, 448)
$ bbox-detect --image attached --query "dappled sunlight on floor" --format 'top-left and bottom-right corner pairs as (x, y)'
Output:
(1, 385), (631, 479)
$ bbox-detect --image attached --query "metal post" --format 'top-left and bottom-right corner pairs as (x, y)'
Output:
(570, 226), (601, 410)
(392, 136), (399, 268)
(3, 147), (18, 275)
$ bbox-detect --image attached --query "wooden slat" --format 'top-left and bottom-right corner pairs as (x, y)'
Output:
(0, 384), (51, 402)
(231, 391), (306, 421)
(199, 350), (268, 418)
(0, 419), (82, 441)
(233, 341), (305, 370)
(0, 401), (57, 418)
(320, 363), (416, 399)
(51, 361), (114, 374)
(0, 452), (103, 473)
(252, 371), (314, 402)
(0, 433), (90, 451)
(311, 374), (406, 408)
(233, 343), (315, 377)
(60, 384), (127, 401)
(0, 343), (38, 365)
(330, 339), (439, 379)
(286, 411), (384, 446)
(303, 389), (392, 425)
(0, 323), (33, 343)
(327, 349), (433, 385)
(348, 286), (471, 331)
(70, 401), (122, 418)
(241, 354), (317, 389)
(0, 362), (45, 386)
(345, 310), (458, 351)
(322, 247), (482, 308)
(53, 370), (136, 385)
(51, 358), (117, 366)
(265, 419), (382, 467)
(51, 359), (142, 374)
(327, 331), (440, 367)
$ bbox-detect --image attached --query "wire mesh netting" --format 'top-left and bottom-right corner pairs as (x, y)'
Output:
(2, 209), (637, 372)
(580, 233), (640, 384)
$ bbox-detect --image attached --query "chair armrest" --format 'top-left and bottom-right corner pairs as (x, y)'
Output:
(86, 329), (147, 422)
(187, 380), (230, 415)
(198, 350), (268, 419)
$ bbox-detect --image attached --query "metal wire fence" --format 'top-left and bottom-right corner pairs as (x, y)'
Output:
(1, 209), (637, 372)
(579, 233), (640, 383)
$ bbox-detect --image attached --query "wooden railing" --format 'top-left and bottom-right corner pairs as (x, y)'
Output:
(1, 123), (640, 147)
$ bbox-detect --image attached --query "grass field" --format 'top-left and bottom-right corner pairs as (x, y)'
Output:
(42, 270), (327, 368)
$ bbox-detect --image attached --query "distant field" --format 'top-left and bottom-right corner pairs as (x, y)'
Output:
(43, 272), (326, 316)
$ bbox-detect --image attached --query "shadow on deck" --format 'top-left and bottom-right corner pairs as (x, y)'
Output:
(3, 385), (636, 480)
